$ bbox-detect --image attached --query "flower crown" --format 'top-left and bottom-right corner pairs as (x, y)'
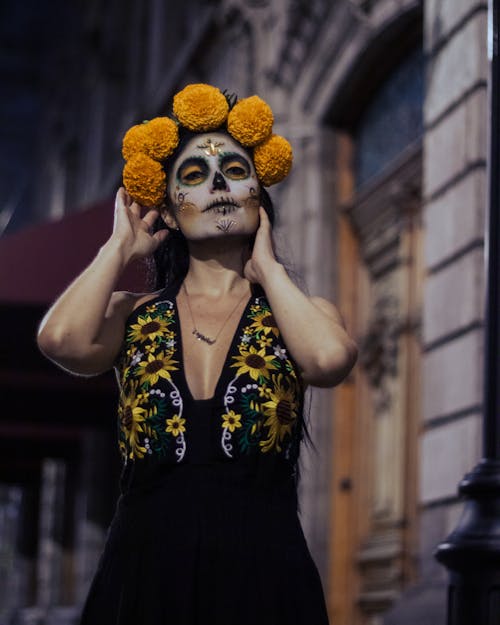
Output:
(121, 83), (293, 208)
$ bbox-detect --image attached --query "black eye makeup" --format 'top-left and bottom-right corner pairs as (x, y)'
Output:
(177, 157), (209, 185)
(219, 153), (251, 180)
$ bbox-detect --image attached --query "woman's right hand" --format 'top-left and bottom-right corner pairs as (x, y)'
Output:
(110, 187), (169, 261)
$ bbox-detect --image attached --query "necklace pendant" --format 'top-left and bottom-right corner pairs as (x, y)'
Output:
(192, 328), (216, 345)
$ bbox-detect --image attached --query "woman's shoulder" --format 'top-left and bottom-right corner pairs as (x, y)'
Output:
(110, 289), (164, 320)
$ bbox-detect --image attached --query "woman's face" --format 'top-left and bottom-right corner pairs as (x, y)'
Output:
(166, 132), (261, 240)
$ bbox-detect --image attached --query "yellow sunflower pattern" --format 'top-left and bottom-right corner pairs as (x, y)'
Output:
(222, 297), (302, 458)
(116, 300), (185, 462)
(116, 294), (303, 463)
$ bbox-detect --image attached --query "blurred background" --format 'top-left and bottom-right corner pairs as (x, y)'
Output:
(0, 0), (486, 624)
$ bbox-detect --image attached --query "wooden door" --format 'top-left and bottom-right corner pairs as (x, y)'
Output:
(327, 134), (422, 625)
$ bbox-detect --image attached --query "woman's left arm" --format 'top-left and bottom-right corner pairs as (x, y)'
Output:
(244, 207), (358, 388)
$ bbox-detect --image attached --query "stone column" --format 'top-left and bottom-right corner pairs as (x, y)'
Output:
(413, 0), (487, 622)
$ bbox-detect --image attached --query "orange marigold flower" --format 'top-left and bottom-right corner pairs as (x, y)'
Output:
(253, 134), (293, 186)
(227, 96), (274, 147)
(123, 153), (166, 207)
(144, 117), (179, 160)
(173, 83), (228, 131)
(122, 122), (149, 161)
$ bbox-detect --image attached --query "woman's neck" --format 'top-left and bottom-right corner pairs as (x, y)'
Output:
(184, 236), (252, 297)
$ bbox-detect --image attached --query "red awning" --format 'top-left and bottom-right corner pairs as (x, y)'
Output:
(0, 198), (149, 305)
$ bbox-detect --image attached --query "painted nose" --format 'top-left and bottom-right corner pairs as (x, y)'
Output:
(212, 171), (229, 191)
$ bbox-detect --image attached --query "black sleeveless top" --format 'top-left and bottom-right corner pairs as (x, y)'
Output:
(114, 282), (305, 491)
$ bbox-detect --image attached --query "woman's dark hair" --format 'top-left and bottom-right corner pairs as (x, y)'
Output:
(146, 127), (276, 291)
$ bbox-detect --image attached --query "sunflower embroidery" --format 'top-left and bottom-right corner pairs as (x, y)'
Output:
(217, 296), (303, 458)
(136, 351), (178, 386)
(117, 299), (188, 462)
(118, 383), (149, 459)
(260, 374), (299, 453)
(222, 410), (243, 432)
(128, 313), (172, 343)
(231, 345), (278, 381)
(165, 414), (186, 437)
(249, 310), (280, 337)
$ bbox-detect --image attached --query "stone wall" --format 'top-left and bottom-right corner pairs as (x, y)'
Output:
(386, 1), (488, 622)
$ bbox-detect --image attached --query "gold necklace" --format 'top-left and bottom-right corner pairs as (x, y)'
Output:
(182, 282), (249, 345)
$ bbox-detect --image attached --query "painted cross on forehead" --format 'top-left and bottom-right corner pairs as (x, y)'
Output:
(197, 138), (225, 156)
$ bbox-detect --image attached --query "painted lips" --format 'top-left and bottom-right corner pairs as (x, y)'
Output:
(203, 197), (241, 215)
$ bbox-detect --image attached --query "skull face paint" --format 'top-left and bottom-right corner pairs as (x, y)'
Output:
(167, 132), (261, 241)
(242, 187), (260, 211)
(216, 219), (237, 232)
(176, 191), (198, 214)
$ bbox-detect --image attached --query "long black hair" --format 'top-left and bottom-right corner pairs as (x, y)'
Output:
(146, 127), (276, 290)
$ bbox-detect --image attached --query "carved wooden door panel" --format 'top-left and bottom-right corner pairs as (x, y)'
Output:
(328, 137), (422, 625)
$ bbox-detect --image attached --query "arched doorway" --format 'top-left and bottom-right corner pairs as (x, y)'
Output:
(328, 40), (424, 625)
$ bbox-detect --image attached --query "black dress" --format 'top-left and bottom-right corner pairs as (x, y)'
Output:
(80, 283), (330, 625)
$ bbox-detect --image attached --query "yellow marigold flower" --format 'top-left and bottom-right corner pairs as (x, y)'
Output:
(122, 122), (149, 161)
(227, 95), (274, 147)
(221, 410), (242, 433)
(123, 153), (166, 207)
(173, 83), (229, 131)
(144, 117), (179, 160)
(253, 134), (293, 186)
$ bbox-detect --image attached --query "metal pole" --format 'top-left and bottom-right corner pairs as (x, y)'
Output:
(434, 1), (500, 623)
(484, 0), (500, 461)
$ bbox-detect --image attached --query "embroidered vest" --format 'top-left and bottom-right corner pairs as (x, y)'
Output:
(115, 285), (304, 468)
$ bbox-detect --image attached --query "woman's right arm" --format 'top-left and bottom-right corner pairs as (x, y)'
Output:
(37, 188), (168, 376)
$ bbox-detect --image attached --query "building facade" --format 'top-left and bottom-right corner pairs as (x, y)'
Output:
(0, 1), (488, 624)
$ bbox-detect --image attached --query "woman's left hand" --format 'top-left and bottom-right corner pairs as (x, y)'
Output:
(243, 205), (358, 387)
(244, 206), (281, 284)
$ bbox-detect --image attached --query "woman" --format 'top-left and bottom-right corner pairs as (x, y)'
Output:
(37, 84), (357, 625)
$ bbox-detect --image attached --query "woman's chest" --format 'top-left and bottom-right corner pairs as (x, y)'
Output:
(176, 294), (249, 401)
